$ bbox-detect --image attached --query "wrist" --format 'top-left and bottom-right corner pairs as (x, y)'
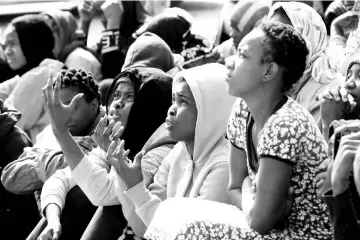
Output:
(332, 176), (349, 195)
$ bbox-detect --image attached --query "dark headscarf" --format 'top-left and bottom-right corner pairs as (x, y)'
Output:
(106, 67), (173, 158)
(134, 8), (192, 53)
(10, 14), (55, 75)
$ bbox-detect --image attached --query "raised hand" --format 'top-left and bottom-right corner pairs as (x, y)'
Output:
(101, 0), (124, 29)
(42, 72), (84, 139)
(93, 115), (124, 152)
(107, 139), (145, 189)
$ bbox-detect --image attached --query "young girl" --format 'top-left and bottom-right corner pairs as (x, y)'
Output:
(0, 14), (64, 142)
(144, 22), (332, 240)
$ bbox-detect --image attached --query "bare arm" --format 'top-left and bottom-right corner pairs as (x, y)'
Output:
(227, 144), (248, 210)
(242, 157), (293, 234)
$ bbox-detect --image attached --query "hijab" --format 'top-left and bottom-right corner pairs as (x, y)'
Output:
(43, 9), (85, 62)
(10, 14), (55, 76)
(134, 7), (193, 53)
(268, 2), (339, 97)
(106, 67), (173, 158)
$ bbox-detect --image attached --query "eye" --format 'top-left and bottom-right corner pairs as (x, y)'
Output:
(113, 92), (120, 100)
(180, 98), (187, 104)
(172, 96), (175, 103)
(347, 72), (353, 79)
(127, 94), (134, 101)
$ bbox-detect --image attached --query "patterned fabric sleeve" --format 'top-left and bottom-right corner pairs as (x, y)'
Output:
(226, 98), (248, 150)
(258, 107), (305, 165)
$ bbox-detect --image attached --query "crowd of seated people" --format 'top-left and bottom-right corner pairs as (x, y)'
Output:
(2, 1), (360, 240)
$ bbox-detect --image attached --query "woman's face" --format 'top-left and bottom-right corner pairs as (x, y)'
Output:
(346, 63), (360, 100)
(3, 26), (27, 70)
(44, 15), (61, 58)
(108, 78), (135, 130)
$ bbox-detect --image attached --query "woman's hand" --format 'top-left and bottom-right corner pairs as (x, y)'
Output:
(331, 131), (360, 195)
(37, 220), (62, 240)
(93, 115), (124, 152)
(331, 11), (359, 38)
(78, 1), (96, 23)
(42, 72), (84, 140)
(107, 139), (145, 189)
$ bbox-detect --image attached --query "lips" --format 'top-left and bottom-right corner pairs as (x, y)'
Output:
(165, 117), (174, 129)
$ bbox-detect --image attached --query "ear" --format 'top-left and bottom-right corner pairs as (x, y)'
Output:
(262, 62), (279, 82)
(90, 98), (100, 115)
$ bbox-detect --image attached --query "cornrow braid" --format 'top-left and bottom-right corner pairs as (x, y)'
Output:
(56, 68), (101, 105)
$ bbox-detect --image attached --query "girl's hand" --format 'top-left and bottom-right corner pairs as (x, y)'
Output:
(316, 158), (333, 198)
(107, 139), (145, 189)
(93, 115), (124, 152)
(42, 72), (84, 139)
(37, 219), (62, 240)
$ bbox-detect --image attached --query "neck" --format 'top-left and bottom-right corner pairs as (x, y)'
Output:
(242, 90), (285, 129)
(184, 140), (195, 159)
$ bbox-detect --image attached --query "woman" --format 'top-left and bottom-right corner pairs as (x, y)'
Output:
(268, 1), (345, 121)
(145, 22), (332, 240)
(38, 67), (173, 240)
(42, 9), (102, 81)
(0, 14), (64, 142)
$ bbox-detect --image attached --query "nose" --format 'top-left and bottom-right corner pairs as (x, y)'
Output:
(226, 60), (235, 71)
(168, 104), (176, 116)
(114, 101), (125, 109)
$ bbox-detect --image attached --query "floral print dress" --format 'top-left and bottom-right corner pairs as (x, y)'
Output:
(145, 97), (332, 240)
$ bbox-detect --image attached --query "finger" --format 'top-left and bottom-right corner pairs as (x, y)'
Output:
(322, 91), (333, 100)
(110, 121), (122, 140)
(95, 117), (106, 136)
(103, 119), (115, 137)
(112, 126), (125, 140)
(339, 87), (349, 102)
(44, 71), (54, 105)
(133, 150), (145, 167)
(53, 73), (62, 105)
(115, 139), (126, 158)
(107, 139), (118, 157)
(68, 93), (84, 111)
(330, 86), (341, 101)
(316, 179), (324, 189)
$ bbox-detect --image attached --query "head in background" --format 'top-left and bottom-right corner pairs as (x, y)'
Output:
(122, 32), (175, 73)
(268, 1), (338, 96)
(106, 67), (172, 158)
(3, 14), (54, 74)
(134, 7), (193, 54)
(42, 9), (85, 62)
(226, 21), (308, 99)
(345, 54), (360, 100)
(57, 68), (101, 136)
(230, 0), (270, 49)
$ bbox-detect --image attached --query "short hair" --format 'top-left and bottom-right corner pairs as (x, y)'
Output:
(258, 21), (309, 92)
(57, 68), (101, 106)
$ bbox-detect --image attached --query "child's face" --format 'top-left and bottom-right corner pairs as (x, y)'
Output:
(165, 81), (197, 142)
(346, 63), (360, 99)
(108, 79), (135, 130)
(3, 26), (27, 70)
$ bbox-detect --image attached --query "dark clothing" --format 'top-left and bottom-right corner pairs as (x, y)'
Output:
(106, 67), (173, 159)
(0, 100), (40, 240)
(324, 186), (360, 240)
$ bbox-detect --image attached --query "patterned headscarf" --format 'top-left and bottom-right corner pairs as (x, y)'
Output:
(269, 2), (338, 95)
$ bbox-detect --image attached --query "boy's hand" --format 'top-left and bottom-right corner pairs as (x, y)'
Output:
(42, 72), (83, 139)
(93, 115), (124, 152)
(316, 158), (333, 198)
(78, 1), (96, 23)
(107, 139), (145, 189)
(37, 219), (62, 240)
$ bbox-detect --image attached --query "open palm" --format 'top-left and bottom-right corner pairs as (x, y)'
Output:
(42, 72), (84, 138)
